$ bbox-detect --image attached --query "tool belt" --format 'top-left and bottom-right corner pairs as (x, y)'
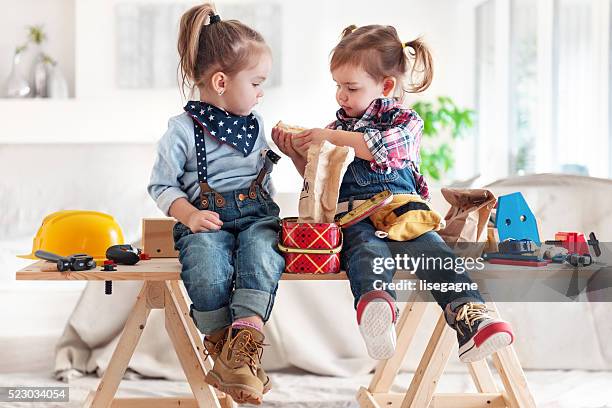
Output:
(368, 194), (443, 241)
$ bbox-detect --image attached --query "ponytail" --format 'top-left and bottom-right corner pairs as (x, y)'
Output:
(178, 3), (217, 96)
(340, 24), (358, 39)
(403, 37), (433, 93)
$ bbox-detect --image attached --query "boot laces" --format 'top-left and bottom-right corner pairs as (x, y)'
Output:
(203, 337), (223, 359)
(455, 302), (490, 337)
(229, 331), (265, 375)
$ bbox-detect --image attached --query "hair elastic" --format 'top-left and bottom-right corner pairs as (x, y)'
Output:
(402, 41), (409, 49)
(209, 14), (221, 24)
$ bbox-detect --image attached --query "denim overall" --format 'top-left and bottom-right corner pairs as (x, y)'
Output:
(338, 158), (484, 310)
(173, 117), (285, 335)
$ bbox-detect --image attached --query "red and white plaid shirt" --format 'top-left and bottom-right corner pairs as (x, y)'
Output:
(327, 97), (430, 200)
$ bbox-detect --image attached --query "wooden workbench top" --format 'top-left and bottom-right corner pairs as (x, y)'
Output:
(16, 258), (598, 281)
(16, 259), (356, 281)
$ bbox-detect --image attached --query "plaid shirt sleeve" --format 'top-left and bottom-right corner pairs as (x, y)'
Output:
(363, 109), (424, 171)
(325, 120), (338, 130)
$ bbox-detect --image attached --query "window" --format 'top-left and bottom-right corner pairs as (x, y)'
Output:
(475, 1), (496, 176)
(474, 0), (611, 178)
(510, 0), (537, 175)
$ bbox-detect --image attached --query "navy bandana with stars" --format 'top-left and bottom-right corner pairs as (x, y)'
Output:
(184, 101), (259, 157)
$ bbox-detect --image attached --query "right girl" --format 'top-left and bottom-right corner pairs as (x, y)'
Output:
(273, 24), (515, 363)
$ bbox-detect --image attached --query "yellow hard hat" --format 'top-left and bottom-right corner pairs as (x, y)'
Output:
(19, 210), (125, 262)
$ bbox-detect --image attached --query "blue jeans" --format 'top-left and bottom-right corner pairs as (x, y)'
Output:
(338, 158), (418, 202)
(340, 217), (484, 310)
(173, 186), (285, 335)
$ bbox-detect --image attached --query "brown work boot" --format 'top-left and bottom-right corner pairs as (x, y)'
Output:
(205, 327), (266, 405)
(204, 328), (272, 394)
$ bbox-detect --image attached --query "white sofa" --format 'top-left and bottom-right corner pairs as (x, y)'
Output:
(2, 143), (611, 379)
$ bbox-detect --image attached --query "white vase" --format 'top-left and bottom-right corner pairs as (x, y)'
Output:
(47, 64), (69, 99)
(4, 53), (31, 98)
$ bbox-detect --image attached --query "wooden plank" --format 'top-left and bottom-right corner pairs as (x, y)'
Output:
(16, 260), (417, 281)
(88, 284), (151, 408)
(468, 360), (498, 393)
(17, 259), (181, 280)
(170, 281), (215, 373)
(487, 303), (536, 408)
(145, 281), (165, 309)
(170, 281), (208, 365)
(165, 281), (221, 408)
(369, 392), (506, 408)
(16, 270), (180, 281)
(492, 349), (535, 408)
(401, 312), (456, 408)
(369, 299), (428, 393)
(17, 257), (594, 282)
(356, 386), (381, 408)
(110, 397), (198, 407)
(171, 281), (234, 406)
(430, 393), (506, 408)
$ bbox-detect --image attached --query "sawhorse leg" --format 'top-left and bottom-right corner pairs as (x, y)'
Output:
(82, 280), (234, 408)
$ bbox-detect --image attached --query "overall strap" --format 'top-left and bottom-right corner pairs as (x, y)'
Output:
(192, 118), (225, 208)
(248, 149), (281, 199)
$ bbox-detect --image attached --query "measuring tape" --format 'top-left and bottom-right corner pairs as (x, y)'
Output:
(336, 190), (393, 228)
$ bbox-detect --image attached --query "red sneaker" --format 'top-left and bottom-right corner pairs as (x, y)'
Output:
(446, 302), (514, 363)
(356, 290), (397, 360)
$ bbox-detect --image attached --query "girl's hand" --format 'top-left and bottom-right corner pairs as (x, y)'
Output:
(186, 209), (223, 233)
(293, 128), (334, 151)
(272, 126), (305, 159)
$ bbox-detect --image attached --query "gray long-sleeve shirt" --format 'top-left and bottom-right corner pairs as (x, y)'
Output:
(148, 111), (274, 216)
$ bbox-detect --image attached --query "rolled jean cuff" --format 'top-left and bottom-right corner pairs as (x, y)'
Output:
(189, 304), (232, 335)
(231, 288), (275, 322)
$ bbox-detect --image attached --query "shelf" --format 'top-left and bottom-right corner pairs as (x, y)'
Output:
(1, 0), (75, 98)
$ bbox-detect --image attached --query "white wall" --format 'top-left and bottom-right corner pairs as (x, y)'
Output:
(0, 0), (477, 190)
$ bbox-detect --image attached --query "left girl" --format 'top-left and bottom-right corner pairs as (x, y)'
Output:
(148, 3), (283, 405)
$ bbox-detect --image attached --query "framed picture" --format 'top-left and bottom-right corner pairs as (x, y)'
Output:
(115, 2), (282, 89)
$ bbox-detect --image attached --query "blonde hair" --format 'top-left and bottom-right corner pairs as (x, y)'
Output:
(330, 24), (433, 96)
(177, 3), (269, 97)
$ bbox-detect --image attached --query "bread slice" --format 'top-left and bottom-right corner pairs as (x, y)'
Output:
(274, 121), (306, 134)
(274, 121), (308, 157)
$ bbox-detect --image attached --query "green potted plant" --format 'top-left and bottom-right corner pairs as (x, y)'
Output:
(412, 96), (475, 181)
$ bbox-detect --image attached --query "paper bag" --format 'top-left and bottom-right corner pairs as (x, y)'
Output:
(438, 188), (497, 258)
(298, 141), (354, 223)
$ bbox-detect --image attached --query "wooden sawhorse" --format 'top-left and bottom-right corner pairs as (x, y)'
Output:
(18, 259), (233, 408)
(356, 297), (535, 408)
(17, 259), (536, 407)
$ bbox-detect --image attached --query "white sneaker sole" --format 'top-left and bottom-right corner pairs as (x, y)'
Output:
(359, 301), (396, 360)
(458, 323), (513, 363)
